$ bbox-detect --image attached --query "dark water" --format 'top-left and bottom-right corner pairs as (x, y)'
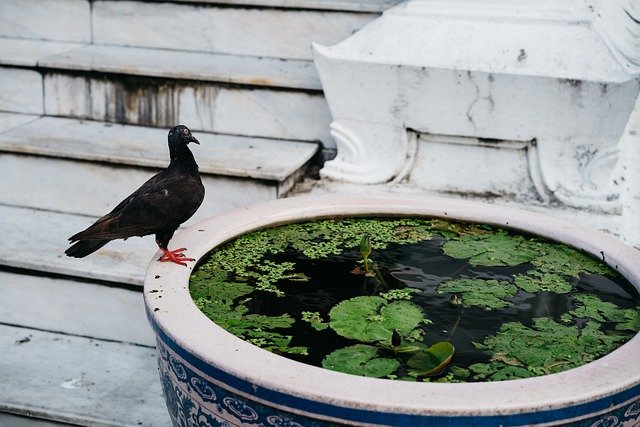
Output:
(238, 236), (639, 375)
(192, 220), (640, 381)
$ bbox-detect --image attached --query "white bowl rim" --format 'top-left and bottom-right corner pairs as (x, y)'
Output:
(144, 194), (640, 418)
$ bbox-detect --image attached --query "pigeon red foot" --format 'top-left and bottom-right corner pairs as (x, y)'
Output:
(159, 247), (195, 266)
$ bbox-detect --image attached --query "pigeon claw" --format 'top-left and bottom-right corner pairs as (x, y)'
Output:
(159, 247), (195, 267)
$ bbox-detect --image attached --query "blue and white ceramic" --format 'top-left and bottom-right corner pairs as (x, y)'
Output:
(145, 195), (640, 426)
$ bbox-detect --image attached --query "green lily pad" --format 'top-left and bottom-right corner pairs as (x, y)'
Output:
(322, 344), (400, 377)
(437, 278), (518, 310)
(329, 296), (426, 343)
(407, 342), (455, 376)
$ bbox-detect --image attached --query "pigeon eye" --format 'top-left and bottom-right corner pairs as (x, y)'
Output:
(182, 128), (189, 134)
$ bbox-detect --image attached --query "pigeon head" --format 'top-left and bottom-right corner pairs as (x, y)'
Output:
(168, 125), (200, 146)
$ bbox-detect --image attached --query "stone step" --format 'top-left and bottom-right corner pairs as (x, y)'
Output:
(0, 204), (151, 288)
(163, 0), (399, 12)
(0, 114), (318, 218)
(0, 324), (169, 426)
(0, 268), (154, 346)
(0, 39), (334, 145)
(0, 0), (382, 60)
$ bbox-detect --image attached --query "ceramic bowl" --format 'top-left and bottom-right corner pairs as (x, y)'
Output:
(144, 195), (640, 426)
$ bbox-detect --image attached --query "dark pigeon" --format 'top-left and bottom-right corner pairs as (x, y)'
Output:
(65, 125), (205, 266)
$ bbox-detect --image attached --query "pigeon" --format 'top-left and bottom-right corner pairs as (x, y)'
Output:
(65, 125), (205, 266)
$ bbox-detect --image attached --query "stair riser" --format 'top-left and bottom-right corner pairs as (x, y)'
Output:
(0, 67), (43, 115)
(41, 71), (333, 146)
(0, 271), (154, 346)
(0, 0), (91, 43)
(1, 0), (377, 60)
(0, 153), (277, 220)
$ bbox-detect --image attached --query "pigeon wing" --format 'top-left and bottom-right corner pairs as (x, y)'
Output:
(69, 170), (191, 241)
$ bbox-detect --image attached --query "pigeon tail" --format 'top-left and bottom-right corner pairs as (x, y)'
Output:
(65, 239), (110, 258)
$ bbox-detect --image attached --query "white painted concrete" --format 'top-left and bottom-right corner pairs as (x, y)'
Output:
(0, 67), (43, 114)
(0, 324), (169, 426)
(616, 96), (640, 245)
(594, 0), (640, 75)
(0, 0), (90, 43)
(408, 134), (537, 198)
(0, 271), (154, 346)
(93, 0), (378, 60)
(313, 0), (640, 213)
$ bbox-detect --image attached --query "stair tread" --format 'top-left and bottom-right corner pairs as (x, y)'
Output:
(0, 204), (150, 286)
(0, 38), (83, 68)
(159, 0), (399, 12)
(0, 114), (318, 182)
(0, 37), (322, 90)
(0, 324), (169, 426)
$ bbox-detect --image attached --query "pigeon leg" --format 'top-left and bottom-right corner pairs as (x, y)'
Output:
(158, 247), (195, 266)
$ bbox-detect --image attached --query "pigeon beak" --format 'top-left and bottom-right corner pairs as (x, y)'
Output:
(189, 135), (200, 145)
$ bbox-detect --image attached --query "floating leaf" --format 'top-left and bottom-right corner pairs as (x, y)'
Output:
(329, 296), (426, 343)
(380, 288), (420, 301)
(532, 244), (616, 277)
(301, 311), (329, 331)
(429, 219), (492, 238)
(407, 342), (455, 376)
(322, 345), (400, 377)
(470, 363), (535, 381)
(569, 294), (640, 332)
(437, 278), (517, 310)
(443, 233), (540, 266)
(471, 317), (629, 381)
(513, 272), (572, 294)
(191, 217), (638, 384)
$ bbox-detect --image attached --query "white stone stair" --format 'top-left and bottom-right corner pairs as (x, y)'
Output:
(0, 0), (395, 148)
(0, 202), (155, 346)
(0, 323), (169, 426)
(0, 0), (399, 424)
(0, 113), (318, 218)
(0, 37), (333, 146)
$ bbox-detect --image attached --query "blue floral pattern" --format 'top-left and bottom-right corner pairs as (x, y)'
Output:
(155, 338), (640, 426)
(157, 339), (332, 427)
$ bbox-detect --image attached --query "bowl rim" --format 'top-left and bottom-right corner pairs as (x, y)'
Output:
(144, 194), (640, 421)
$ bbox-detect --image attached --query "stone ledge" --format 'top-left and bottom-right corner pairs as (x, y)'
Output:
(0, 203), (150, 287)
(159, 0), (399, 12)
(0, 38), (322, 91)
(0, 114), (318, 182)
(0, 324), (169, 426)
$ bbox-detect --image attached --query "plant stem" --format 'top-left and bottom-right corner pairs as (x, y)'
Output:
(448, 315), (462, 342)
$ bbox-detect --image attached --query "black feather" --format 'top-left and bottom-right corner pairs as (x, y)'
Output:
(66, 125), (205, 258)
(65, 239), (110, 258)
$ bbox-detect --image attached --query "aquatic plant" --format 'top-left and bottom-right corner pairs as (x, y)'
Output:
(468, 317), (629, 381)
(329, 296), (426, 343)
(190, 217), (638, 383)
